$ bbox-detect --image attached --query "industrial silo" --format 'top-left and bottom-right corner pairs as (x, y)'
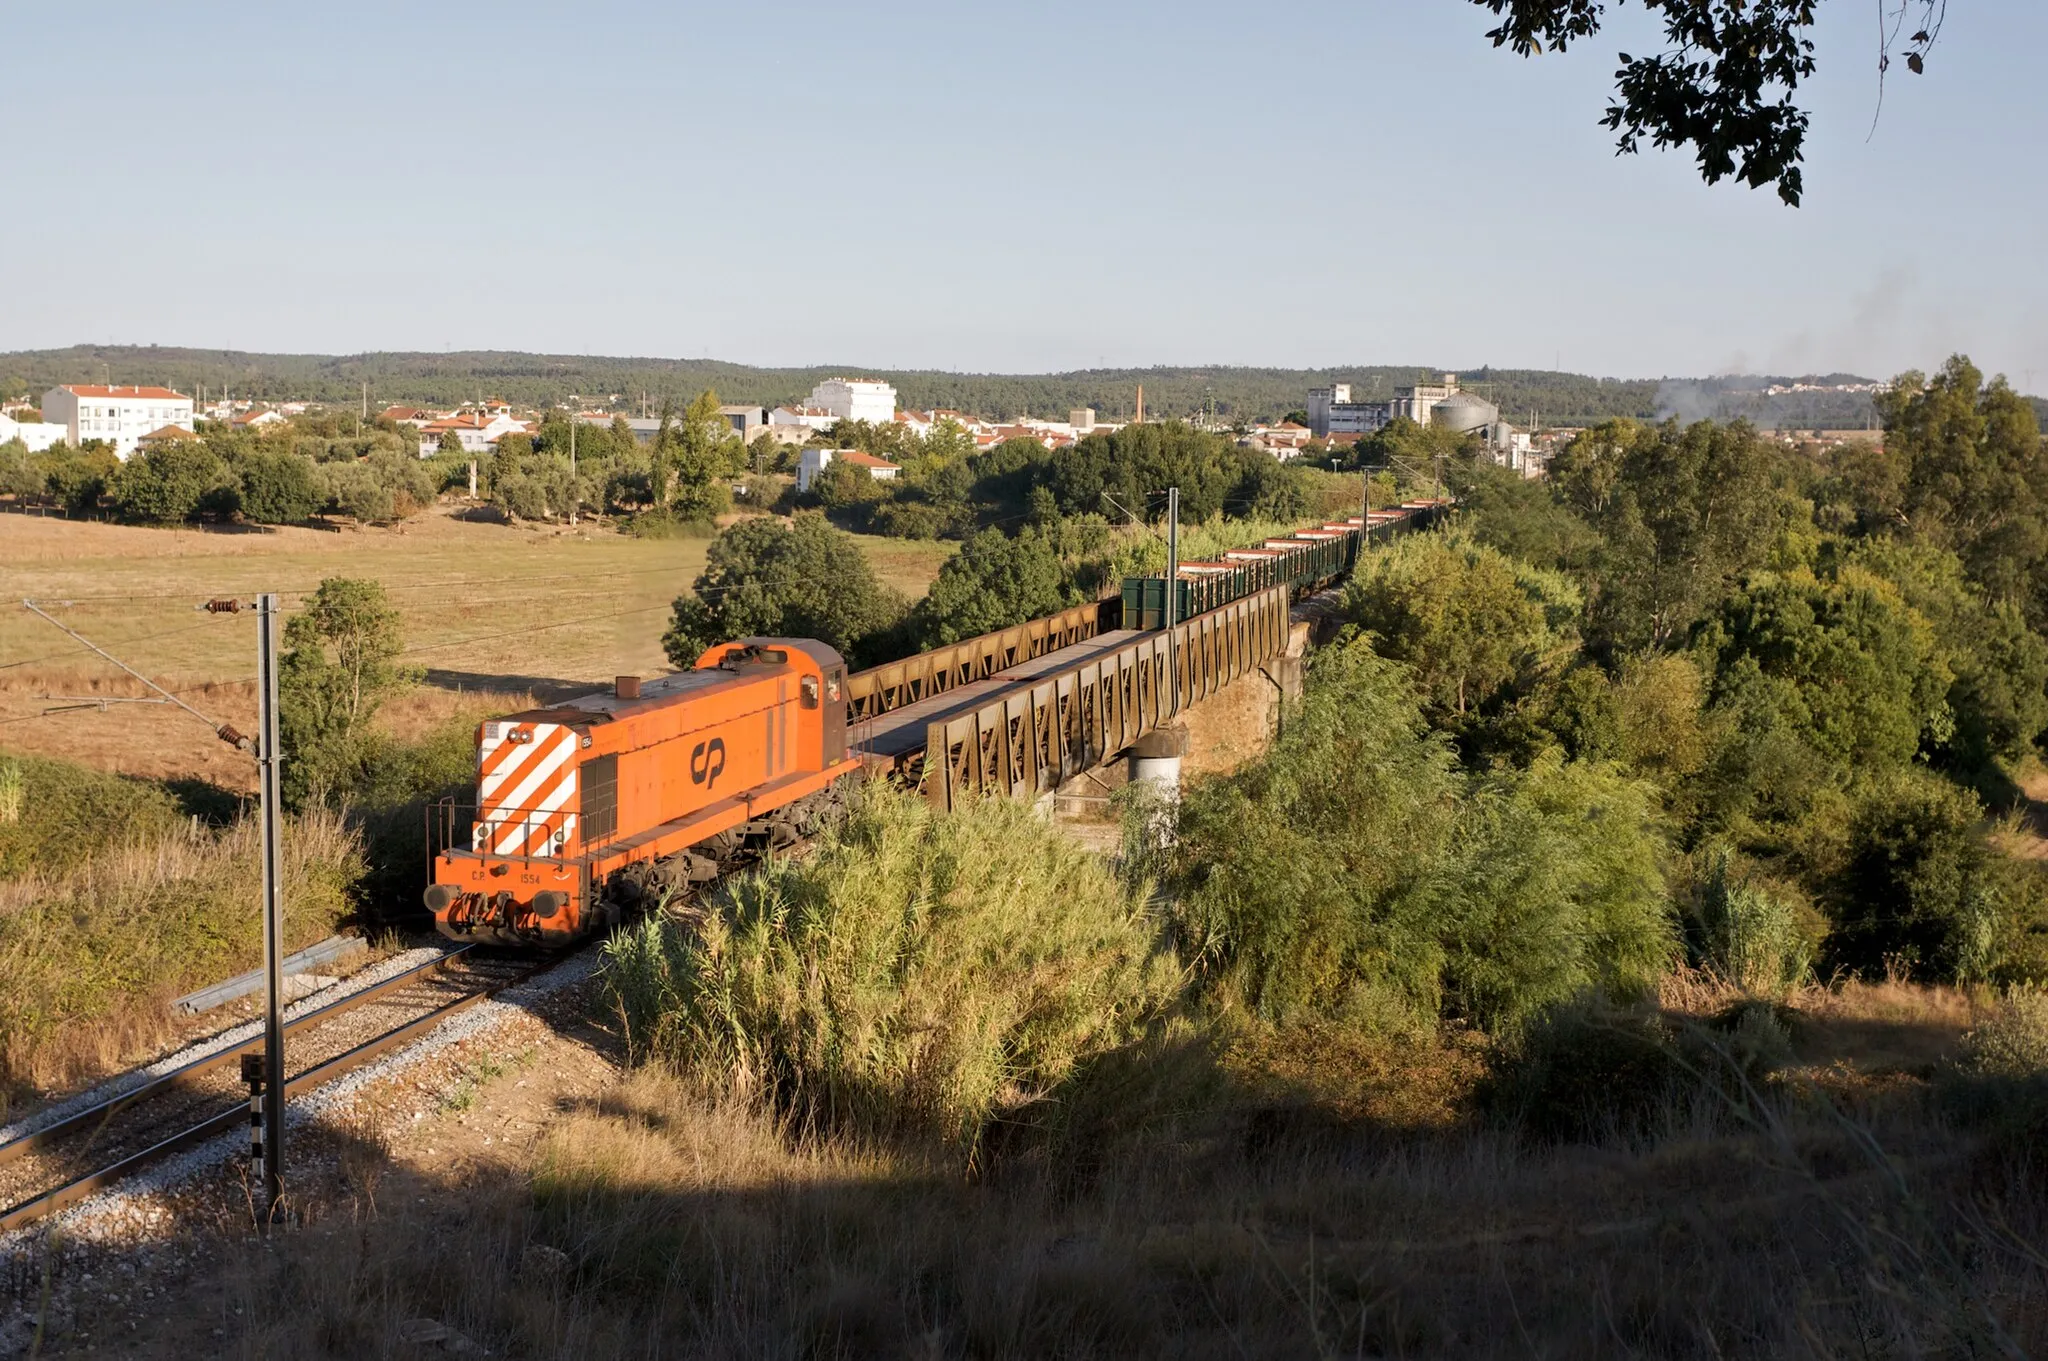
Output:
(1430, 392), (1500, 434)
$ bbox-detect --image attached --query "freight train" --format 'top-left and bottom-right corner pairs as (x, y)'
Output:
(427, 500), (1445, 946)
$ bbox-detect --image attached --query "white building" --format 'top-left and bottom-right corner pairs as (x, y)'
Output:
(416, 410), (532, 456)
(804, 377), (897, 425)
(40, 384), (195, 458)
(1306, 373), (1473, 438)
(1389, 373), (1463, 425)
(1306, 384), (1391, 438)
(0, 411), (68, 453)
(797, 447), (901, 494)
(768, 404), (840, 434)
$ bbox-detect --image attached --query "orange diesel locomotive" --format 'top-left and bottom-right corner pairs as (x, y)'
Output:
(424, 639), (860, 945)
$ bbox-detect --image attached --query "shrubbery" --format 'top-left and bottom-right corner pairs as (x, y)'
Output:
(1167, 640), (1674, 1033)
(0, 754), (362, 1091)
(604, 785), (1175, 1154)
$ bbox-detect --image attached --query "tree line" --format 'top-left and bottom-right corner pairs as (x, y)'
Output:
(0, 345), (1699, 425)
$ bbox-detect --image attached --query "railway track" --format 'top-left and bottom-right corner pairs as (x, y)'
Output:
(0, 945), (559, 1235)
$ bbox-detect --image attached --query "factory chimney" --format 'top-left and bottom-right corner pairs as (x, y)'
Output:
(1135, 384), (1145, 424)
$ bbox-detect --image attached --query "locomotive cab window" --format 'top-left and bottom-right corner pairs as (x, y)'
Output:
(801, 675), (820, 708)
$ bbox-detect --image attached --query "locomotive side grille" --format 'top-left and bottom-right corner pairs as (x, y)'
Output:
(580, 754), (619, 847)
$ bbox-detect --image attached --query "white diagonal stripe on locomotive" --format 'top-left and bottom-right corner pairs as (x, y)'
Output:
(493, 769), (580, 857)
(486, 749), (577, 856)
(477, 724), (579, 856)
(481, 724), (578, 811)
(479, 723), (575, 803)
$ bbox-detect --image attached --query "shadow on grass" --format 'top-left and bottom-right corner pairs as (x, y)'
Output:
(163, 775), (249, 827)
(421, 668), (594, 705)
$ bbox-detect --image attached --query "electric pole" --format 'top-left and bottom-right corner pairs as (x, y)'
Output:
(254, 593), (286, 1224)
(22, 597), (286, 1223)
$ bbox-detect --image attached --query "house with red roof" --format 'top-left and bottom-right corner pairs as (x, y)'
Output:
(418, 409), (533, 456)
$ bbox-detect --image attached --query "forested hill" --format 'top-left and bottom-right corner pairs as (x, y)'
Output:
(0, 343), (1940, 428)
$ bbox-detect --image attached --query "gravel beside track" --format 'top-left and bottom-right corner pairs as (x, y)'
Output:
(0, 944), (602, 1250)
(0, 947), (447, 1151)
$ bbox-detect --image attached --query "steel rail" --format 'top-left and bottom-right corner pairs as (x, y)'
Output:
(0, 953), (548, 1235)
(0, 946), (475, 1171)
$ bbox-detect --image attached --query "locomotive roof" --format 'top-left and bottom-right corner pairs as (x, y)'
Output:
(504, 668), (734, 725)
(500, 638), (845, 726)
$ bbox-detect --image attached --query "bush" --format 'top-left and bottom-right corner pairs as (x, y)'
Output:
(1937, 987), (2048, 1137)
(1481, 998), (1791, 1144)
(1827, 769), (2002, 982)
(1171, 641), (1674, 1034)
(0, 753), (186, 879)
(905, 527), (1070, 648)
(279, 578), (415, 809)
(1961, 988), (2048, 1079)
(662, 513), (908, 668)
(347, 718), (484, 917)
(603, 785), (1175, 1155)
(0, 807), (362, 1090)
(1169, 640), (1459, 1029)
(1344, 530), (1573, 725)
(0, 439), (37, 497)
(1442, 753), (1676, 1030)
(1684, 850), (1819, 994)
(624, 509), (717, 540)
(42, 447), (117, 512)
(1480, 1004), (1689, 1143)
(324, 452), (434, 523)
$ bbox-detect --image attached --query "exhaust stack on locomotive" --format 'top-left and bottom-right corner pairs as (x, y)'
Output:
(426, 638), (858, 945)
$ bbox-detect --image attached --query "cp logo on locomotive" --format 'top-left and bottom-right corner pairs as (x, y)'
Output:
(690, 737), (728, 789)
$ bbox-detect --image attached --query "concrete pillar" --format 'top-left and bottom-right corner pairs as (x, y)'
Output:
(1128, 724), (1188, 849)
(1130, 724), (1189, 798)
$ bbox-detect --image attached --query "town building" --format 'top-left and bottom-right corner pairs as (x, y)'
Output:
(1389, 373), (1464, 425)
(803, 378), (897, 425)
(1305, 384), (1391, 438)
(1305, 374), (1540, 475)
(0, 411), (67, 452)
(40, 384), (195, 458)
(768, 404), (840, 434)
(417, 409), (532, 455)
(231, 407), (286, 431)
(797, 447), (901, 493)
(719, 404), (766, 440)
(137, 425), (202, 452)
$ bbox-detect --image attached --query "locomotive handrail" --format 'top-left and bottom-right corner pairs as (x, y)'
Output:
(429, 797), (609, 863)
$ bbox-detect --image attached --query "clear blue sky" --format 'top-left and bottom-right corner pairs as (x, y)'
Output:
(5, 0), (2043, 385)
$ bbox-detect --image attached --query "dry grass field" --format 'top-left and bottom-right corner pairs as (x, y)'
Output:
(0, 507), (954, 788)
(79, 972), (2048, 1360)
